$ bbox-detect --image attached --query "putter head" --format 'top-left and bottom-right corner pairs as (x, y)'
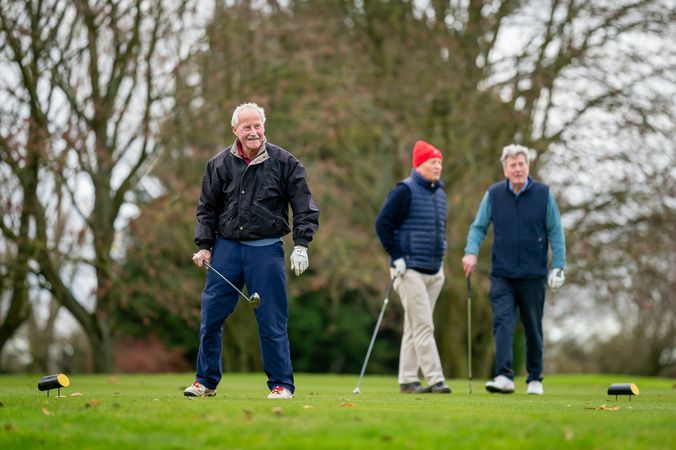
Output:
(352, 386), (361, 394)
(249, 293), (261, 309)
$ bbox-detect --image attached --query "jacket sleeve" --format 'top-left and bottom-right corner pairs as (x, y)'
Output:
(286, 159), (319, 247)
(464, 191), (491, 256)
(375, 184), (411, 261)
(546, 190), (566, 269)
(194, 159), (223, 250)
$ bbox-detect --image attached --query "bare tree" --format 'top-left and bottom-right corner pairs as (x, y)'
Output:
(0, 0), (193, 371)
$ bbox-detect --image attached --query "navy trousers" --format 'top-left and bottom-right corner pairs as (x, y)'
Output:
(489, 275), (546, 383)
(195, 238), (294, 393)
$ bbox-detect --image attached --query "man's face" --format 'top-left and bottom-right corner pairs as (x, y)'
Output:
(415, 157), (443, 183)
(503, 154), (529, 189)
(232, 108), (265, 154)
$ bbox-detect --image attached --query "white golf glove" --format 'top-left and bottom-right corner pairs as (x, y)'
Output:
(548, 268), (565, 289)
(290, 245), (309, 276)
(393, 258), (406, 277)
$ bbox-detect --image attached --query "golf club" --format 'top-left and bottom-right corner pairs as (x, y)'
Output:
(202, 261), (261, 309)
(467, 276), (473, 394)
(353, 276), (397, 394)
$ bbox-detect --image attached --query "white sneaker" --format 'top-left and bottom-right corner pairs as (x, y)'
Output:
(183, 381), (216, 397)
(527, 380), (544, 395)
(485, 375), (515, 393)
(267, 386), (294, 399)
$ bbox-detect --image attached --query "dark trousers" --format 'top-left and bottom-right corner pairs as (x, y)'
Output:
(489, 275), (546, 383)
(195, 239), (294, 393)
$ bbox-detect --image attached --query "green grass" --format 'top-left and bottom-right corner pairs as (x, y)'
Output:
(0, 373), (674, 449)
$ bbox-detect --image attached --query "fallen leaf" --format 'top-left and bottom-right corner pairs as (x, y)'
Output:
(599, 404), (620, 411)
(339, 402), (357, 407)
(85, 399), (101, 408)
(243, 409), (253, 420)
(564, 426), (574, 441)
(303, 404), (314, 409)
(70, 392), (83, 397)
(271, 406), (283, 416)
(4, 423), (15, 431)
(41, 407), (53, 416)
(108, 377), (119, 385)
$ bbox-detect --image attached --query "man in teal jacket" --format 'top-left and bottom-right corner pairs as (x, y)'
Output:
(462, 144), (566, 395)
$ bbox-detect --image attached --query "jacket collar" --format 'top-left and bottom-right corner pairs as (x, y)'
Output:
(230, 139), (270, 165)
(410, 168), (443, 191)
(504, 176), (533, 196)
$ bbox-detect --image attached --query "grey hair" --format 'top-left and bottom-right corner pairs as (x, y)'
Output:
(500, 144), (530, 166)
(231, 103), (266, 128)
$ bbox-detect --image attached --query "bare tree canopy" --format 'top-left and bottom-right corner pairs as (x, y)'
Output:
(1, 0), (673, 375)
(1, 0), (194, 371)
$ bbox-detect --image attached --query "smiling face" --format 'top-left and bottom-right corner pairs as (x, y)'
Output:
(232, 107), (265, 155)
(415, 157), (443, 182)
(503, 154), (529, 191)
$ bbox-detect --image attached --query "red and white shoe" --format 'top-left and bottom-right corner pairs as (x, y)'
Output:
(183, 381), (216, 397)
(267, 385), (293, 399)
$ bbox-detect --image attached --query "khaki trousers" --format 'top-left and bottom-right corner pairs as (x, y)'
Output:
(391, 267), (446, 385)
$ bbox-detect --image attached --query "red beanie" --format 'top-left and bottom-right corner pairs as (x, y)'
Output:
(412, 140), (443, 167)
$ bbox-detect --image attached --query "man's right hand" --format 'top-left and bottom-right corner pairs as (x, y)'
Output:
(393, 258), (406, 277)
(192, 249), (211, 268)
(462, 254), (477, 278)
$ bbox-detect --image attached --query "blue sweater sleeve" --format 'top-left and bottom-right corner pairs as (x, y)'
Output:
(546, 190), (566, 269)
(464, 191), (491, 255)
(375, 184), (411, 261)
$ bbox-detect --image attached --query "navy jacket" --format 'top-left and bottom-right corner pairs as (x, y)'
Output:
(489, 179), (549, 278)
(195, 141), (319, 249)
(375, 170), (447, 273)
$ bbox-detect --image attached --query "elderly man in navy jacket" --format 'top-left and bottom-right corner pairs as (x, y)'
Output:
(186, 103), (319, 400)
(376, 140), (451, 394)
(462, 144), (566, 395)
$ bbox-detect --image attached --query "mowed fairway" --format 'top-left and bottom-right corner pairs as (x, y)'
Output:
(0, 373), (673, 449)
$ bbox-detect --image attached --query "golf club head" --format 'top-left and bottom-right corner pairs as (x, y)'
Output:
(352, 386), (361, 394)
(248, 292), (261, 309)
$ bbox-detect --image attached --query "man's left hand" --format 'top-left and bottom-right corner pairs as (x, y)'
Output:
(548, 268), (565, 289)
(290, 245), (309, 276)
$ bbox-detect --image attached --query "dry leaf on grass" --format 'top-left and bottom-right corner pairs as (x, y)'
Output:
(339, 402), (357, 407)
(243, 409), (253, 420)
(41, 407), (53, 416)
(599, 404), (620, 411)
(271, 406), (283, 416)
(70, 392), (83, 397)
(303, 404), (315, 409)
(85, 399), (101, 408)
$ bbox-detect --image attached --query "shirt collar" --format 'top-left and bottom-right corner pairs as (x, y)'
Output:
(508, 177), (529, 195)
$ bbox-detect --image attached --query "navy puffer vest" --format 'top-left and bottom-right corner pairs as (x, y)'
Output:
(394, 170), (447, 273)
(489, 177), (549, 278)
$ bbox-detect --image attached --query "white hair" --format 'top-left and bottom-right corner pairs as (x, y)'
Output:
(500, 144), (530, 166)
(231, 103), (266, 128)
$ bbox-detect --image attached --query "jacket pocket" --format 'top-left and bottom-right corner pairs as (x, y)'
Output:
(252, 201), (290, 235)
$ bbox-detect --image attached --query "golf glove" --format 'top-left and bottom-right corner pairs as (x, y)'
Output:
(290, 245), (309, 276)
(548, 268), (565, 289)
(393, 258), (406, 277)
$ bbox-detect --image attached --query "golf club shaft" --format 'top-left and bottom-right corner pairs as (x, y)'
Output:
(203, 261), (251, 302)
(467, 276), (473, 394)
(355, 276), (396, 392)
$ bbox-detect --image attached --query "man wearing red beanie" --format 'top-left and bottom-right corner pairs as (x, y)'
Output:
(375, 140), (451, 394)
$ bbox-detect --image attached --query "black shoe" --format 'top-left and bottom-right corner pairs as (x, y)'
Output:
(400, 382), (430, 393)
(428, 381), (451, 394)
